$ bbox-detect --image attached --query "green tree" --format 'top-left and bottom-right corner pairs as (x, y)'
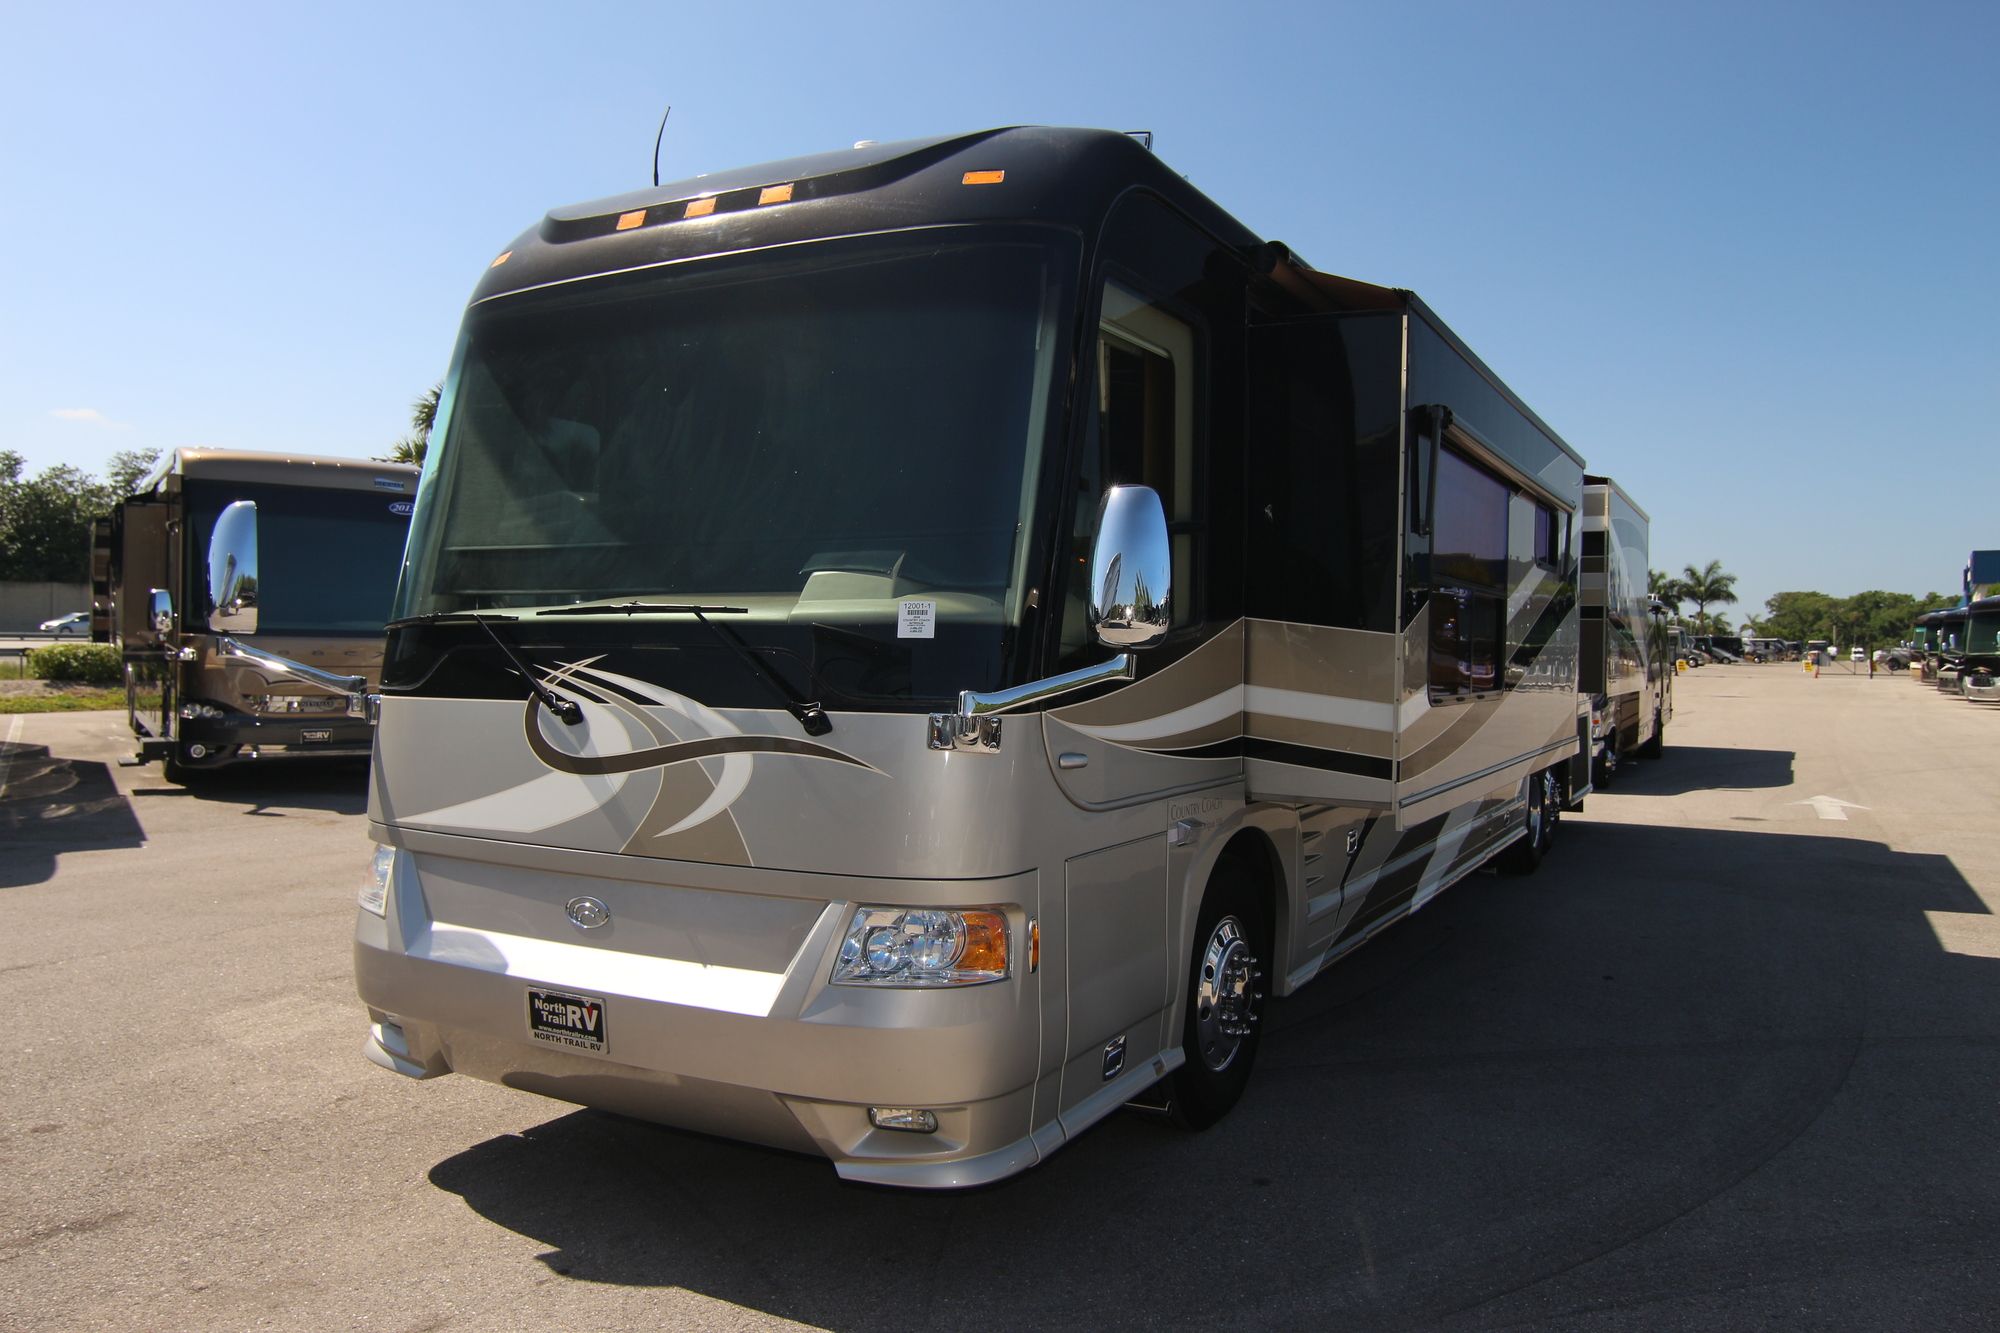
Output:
(1679, 560), (1739, 634)
(1649, 569), (1686, 613)
(0, 454), (118, 580)
(381, 383), (441, 465)
(1762, 590), (1838, 644)
(105, 447), (162, 498)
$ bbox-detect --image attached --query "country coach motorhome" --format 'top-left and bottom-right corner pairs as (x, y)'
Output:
(92, 449), (417, 780)
(1579, 476), (1669, 784)
(1932, 606), (1968, 692)
(352, 127), (1589, 1187)
(1960, 596), (2000, 702)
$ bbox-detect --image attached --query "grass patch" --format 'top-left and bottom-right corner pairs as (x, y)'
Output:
(0, 690), (154, 714)
(0, 691), (122, 713)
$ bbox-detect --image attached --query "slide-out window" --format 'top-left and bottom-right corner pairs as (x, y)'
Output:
(1429, 448), (1508, 699)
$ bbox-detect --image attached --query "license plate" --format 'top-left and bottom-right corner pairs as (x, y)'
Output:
(527, 987), (607, 1054)
(301, 728), (332, 742)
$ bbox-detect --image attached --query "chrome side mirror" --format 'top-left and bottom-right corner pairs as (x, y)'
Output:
(207, 499), (259, 635)
(149, 588), (174, 636)
(1088, 484), (1172, 649)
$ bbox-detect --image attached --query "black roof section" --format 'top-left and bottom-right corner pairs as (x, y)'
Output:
(469, 126), (1261, 306)
(463, 125), (1588, 468)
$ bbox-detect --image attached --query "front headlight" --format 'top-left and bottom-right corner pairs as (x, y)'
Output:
(359, 845), (396, 917)
(831, 907), (1009, 987)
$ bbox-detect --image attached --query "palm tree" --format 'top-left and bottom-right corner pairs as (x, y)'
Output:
(1649, 569), (1686, 614)
(380, 384), (441, 465)
(1680, 559), (1739, 635)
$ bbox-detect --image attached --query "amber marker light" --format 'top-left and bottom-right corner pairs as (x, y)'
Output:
(957, 912), (1009, 975)
(684, 197), (716, 218)
(489, 251), (512, 268)
(757, 183), (794, 205)
(615, 209), (647, 231)
(961, 170), (1005, 185)
(1029, 918), (1040, 973)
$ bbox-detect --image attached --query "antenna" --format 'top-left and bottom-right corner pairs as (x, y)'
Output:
(652, 105), (672, 187)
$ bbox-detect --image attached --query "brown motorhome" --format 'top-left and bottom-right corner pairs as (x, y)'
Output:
(92, 448), (417, 780)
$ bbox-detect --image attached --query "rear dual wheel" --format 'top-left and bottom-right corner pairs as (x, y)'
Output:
(1500, 767), (1559, 875)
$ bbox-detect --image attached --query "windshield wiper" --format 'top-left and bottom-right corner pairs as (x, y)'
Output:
(535, 602), (830, 735)
(469, 613), (582, 726)
(385, 610), (519, 629)
(691, 610), (832, 736)
(536, 601), (748, 616)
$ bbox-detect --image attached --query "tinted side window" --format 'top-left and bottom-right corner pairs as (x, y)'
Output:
(1428, 447), (1508, 699)
(1053, 195), (1244, 676)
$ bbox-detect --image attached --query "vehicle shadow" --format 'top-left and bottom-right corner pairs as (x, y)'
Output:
(125, 759), (370, 817)
(0, 741), (145, 888)
(1608, 744), (1793, 796)
(424, 821), (2000, 1329)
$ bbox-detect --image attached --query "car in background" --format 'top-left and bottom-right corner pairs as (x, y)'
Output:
(1851, 646), (1866, 661)
(38, 611), (88, 637)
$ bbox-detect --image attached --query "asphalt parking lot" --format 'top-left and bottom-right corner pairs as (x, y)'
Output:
(3, 666), (1998, 1330)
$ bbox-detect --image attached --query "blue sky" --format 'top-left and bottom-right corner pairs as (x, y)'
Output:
(3, 0), (1994, 618)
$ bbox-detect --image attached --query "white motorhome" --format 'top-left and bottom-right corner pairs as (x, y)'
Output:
(1579, 477), (1670, 783)
(351, 128), (1590, 1186)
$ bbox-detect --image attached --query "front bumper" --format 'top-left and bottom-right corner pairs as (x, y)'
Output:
(354, 841), (1052, 1188)
(168, 710), (374, 766)
(1963, 670), (2000, 702)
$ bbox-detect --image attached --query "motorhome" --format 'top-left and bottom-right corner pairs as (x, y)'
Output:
(351, 127), (1592, 1187)
(1960, 597), (1999, 702)
(92, 449), (417, 779)
(1932, 607), (1968, 691)
(1912, 612), (1941, 681)
(1579, 477), (1669, 784)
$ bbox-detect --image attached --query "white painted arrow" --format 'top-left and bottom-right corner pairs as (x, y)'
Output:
(1792, 795), (1869, 821)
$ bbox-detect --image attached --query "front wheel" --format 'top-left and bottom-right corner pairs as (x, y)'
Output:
(1168, 861), (1268, 1131)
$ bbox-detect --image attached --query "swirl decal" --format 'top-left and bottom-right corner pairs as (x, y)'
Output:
(522, 698), (875, 776)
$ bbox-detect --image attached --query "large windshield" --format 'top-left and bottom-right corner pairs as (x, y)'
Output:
(398, 233), (1068, 628)
(187, 480), (411, 635)
(1969, 611), (2000, 655)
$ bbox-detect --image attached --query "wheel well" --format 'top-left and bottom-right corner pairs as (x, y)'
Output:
(1214, 829), (1282, 946)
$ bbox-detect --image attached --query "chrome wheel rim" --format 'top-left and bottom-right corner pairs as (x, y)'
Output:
(1194, 914), (1260, 1072)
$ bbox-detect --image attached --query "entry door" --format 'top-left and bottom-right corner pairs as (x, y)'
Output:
(1045, 199), (1247, 1117)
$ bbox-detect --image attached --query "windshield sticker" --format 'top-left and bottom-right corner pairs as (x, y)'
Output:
(898, 600), (936, 639)
(388, 501), (415, 516)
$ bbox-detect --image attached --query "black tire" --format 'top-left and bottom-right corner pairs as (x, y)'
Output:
(1500, 766), (1556, 875)
(1168, 859), (1269, 1131)
(162, 748), (198, 785)
(1639, 709), (1664, 759)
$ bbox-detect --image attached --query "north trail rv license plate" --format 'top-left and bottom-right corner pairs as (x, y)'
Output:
(526, 988), (607, 1054)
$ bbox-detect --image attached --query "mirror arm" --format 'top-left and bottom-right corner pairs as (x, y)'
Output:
(214, 635), (379, 722)
(928, 654), (1136, 752)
